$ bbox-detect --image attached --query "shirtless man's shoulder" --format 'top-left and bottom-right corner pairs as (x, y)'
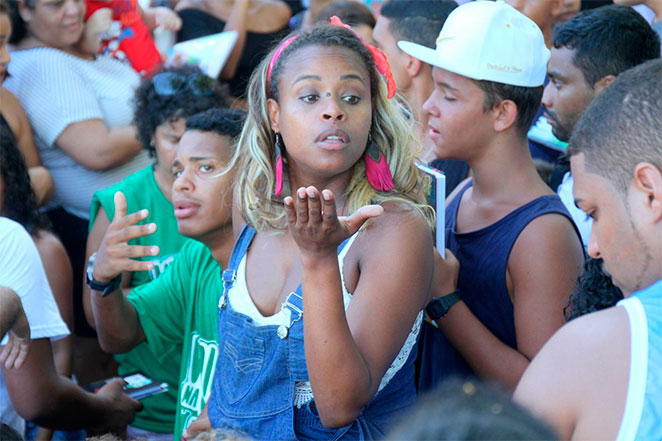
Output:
(514, 306), (630, 440)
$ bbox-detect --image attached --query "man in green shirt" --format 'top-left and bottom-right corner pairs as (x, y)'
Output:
(89, 163), (189, 438)
(87, 108), (244, 440)
(84, 67), (228, 438)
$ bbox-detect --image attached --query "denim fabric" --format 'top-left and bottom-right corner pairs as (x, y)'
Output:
(208, 225), (417, 440)
(24, 421), (86, 441)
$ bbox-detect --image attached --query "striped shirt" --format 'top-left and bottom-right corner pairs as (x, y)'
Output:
(5, 48), (150, 219)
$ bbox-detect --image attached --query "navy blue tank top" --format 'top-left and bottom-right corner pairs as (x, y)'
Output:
(416, 180), (580, 392)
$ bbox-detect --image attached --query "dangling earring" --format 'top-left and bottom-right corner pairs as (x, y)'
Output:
(274, 133), (284, 196)
(364, 134), (394, 191)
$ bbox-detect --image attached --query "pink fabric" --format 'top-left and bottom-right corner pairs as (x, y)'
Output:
(330, 16), (396, 99)
(274, 153), (284, 196)
(266, 35), (298, 95)
(365, 150), (394, 191)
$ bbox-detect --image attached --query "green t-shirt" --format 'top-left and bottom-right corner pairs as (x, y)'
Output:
(129, 239), (222, 441)
(90, 164), (188, 433)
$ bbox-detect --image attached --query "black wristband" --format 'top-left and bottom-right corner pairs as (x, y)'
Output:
(426, 290), (460, 321)
(86, 252), (122, 297)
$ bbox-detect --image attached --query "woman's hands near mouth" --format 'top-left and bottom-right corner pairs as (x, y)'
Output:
(284, 186), (382, 259)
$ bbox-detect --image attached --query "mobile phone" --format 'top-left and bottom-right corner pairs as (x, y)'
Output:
(84, 372), (168, 400)
(416, 163), (446, 256)
(122, 373), (169, 400)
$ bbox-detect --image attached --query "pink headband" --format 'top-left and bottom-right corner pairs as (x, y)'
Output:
(266, 35), (298, 95)
(265, 17), (396, 99)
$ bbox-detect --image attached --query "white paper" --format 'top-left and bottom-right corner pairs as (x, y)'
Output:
(416, 163), (446, 257)
(167, 31), (239, 79)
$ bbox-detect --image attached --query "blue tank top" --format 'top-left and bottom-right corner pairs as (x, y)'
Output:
(417, 181), (580, 392)
(616, 279), (662, 440)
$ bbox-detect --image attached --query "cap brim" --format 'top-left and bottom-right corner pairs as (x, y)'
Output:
(397, 41), (446, 70)
(398, 40), (481, 82)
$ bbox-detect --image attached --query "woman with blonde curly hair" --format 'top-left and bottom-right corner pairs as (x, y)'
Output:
(205, 20), (435, 441)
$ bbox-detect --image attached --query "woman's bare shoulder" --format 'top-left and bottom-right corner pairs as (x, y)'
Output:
(371, 200), (430, 230)
(358, 200), (432, 254)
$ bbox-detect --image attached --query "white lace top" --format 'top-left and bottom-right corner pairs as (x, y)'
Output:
(227, 232), (423, 408)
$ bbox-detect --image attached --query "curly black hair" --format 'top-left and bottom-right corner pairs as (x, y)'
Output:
(564, 258), (624, 322)
(185, 108), (246, 140)
(0, 123), (50, 236)
(133, 65), (229, 159)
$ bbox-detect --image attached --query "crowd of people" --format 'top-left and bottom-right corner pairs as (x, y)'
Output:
(0, 0), (661, 440)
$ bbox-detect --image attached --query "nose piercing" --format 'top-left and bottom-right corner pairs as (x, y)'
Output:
(326, 92), (331, 97)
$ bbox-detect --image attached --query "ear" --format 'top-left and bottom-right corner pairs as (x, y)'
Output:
(593, 75), (616, 94)
(266, 98), (280, 133)
(632, 162), (662, 223)
(19, 1), (33, 23)
(492, 99), (518, 133)
(405, 55), (423, 78)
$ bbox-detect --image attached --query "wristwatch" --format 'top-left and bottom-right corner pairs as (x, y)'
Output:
(86, 252), (122, 297)
(426, 290), (460, 321)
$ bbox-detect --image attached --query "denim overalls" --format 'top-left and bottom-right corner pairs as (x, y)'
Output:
(207, 225), (419, 441)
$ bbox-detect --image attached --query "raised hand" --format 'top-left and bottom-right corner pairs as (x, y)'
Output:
(92, 192), (160, 285)
(284, 186), (383, 256)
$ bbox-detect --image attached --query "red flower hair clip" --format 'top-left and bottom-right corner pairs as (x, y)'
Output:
(330, 16), (396, 99)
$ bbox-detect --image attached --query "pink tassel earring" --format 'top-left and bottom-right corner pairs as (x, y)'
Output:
(364, 135), (394, 191)
(274, 133), (284, 197)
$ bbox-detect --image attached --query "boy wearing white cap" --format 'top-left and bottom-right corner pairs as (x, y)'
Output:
(400, 1), (584, 392)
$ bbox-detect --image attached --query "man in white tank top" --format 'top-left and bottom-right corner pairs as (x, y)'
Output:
(514, 59), (662, 439)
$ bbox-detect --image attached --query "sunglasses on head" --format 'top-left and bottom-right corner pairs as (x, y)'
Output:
(152, 72), (215, 97)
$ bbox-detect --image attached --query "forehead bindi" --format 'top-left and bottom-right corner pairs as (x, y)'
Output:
(281, 46), (369, 89)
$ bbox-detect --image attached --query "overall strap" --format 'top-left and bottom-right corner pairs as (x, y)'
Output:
(285, 233), (357, 381)
(280, 233), (356, 318)
(218, 224), (256, 309)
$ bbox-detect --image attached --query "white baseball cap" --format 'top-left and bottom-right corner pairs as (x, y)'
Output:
(398, 0), (550, 87)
